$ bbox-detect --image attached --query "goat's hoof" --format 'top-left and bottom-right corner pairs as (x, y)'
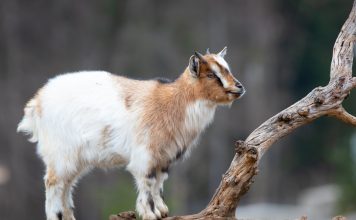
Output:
(142, 213), (157, 220)
(153, 209), (162, 219)
(155, 201), (168, 218)
(159, 207), (168, 218)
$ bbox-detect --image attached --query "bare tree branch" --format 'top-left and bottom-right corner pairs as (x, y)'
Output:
(330, 106), (356, 126)
(110, 1), (356, 219)
(330, 1), (356, 80)
(353, 77), (356, 88)
(332, 216), (348, 220)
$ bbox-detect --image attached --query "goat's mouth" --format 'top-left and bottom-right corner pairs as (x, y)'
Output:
(226, 90), (245, 98)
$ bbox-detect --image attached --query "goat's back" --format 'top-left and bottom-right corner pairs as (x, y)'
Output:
(18, 71), (153, 167)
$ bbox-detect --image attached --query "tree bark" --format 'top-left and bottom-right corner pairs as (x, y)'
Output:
(110, 1), (356, 219)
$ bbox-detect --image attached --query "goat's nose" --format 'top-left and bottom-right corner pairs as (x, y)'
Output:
(234, 82), (245, 95)
(236, 83), (243, 89)
(235, 82), (244, 90)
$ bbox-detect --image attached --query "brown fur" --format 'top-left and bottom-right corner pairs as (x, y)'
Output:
(24, 88), (43, 117)
(125, 94), (133, 109)
(96, 154), (128, 168)
(139, 75), (196, 168)
(100, 125), (112, 148)
(45, 166), (57, 188)
(140, 55), (240, 168)
(34, 88), (43, 116)
(112, 75), (157, 110)
(200, 55), (239, 101)
(112, 54), (241, 170)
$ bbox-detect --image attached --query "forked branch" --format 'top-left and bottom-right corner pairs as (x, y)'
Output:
(330, 106), (356, 126)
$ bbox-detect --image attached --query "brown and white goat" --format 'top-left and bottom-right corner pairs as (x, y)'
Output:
(17, 47), (245, 220)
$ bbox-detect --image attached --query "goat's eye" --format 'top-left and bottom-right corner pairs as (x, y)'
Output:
(207, 72), (216, 78)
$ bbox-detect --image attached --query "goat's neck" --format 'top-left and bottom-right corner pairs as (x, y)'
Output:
(153, 69), (217, 132)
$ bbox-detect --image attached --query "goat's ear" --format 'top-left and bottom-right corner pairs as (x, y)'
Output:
(189, 54), (200, 77)
(217, 46), (227, 58)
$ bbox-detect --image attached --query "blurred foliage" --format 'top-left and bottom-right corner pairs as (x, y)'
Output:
(329, 133), (356, 212)
(278, 0), (356, 212)
(97, 173), (136, 220)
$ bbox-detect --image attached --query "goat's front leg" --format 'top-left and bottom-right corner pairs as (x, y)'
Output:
(152, 167), (169, 218)
(133, 172), (162, 219)
(128, 154), (162, 220)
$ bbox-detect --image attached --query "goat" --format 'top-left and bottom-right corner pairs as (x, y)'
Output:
(17, 47), (245, 220)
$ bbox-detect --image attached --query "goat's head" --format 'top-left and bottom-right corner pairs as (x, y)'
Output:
(188, 47), (245, 104)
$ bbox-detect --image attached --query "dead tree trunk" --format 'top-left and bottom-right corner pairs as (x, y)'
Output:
(111, 1), (356, 219)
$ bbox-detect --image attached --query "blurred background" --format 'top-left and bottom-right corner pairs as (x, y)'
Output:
(0, 0), (355, 219)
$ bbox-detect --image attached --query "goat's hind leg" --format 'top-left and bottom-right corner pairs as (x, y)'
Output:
(44, 165), (78, 220)
(61, 172), (83, 220)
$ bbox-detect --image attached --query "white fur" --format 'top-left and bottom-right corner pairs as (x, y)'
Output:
(36, 72), (134, 171)
(186, 100), (216, 130)
(183, 100), (216, 156)
(17, 71), (219, 220)
(17, 99), (40, 142)
(213, 54), (230, 72)
(211, 63), (229, 88)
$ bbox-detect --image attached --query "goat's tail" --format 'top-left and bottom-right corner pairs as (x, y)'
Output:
(17, 98), (39, 143)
